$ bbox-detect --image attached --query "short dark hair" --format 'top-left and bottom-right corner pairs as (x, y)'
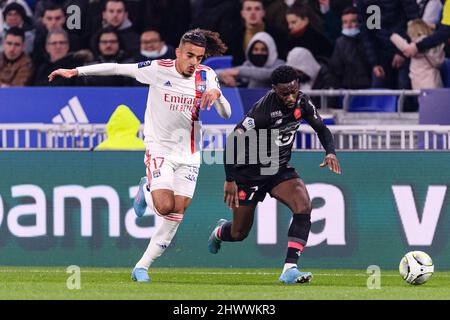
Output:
(180, 29), (228, 58)
(92, 26), (123, 55)
(342, 6), (358, 16)
(42, 3), (65, 16)
(286, 4), (323, 33)
(3, 2), (27, 20)
(104, 0), (128, 12)
(5, 27), (25, 42)
(271, 66), (298, 85)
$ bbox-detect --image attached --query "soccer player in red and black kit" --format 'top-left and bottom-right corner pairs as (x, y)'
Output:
(208, 65), (341, 284)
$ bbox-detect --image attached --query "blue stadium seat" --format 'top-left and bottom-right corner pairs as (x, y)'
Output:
(348, 94), (398, 112)
(440, 58), (450, 88)
(203, 55), (233, 70)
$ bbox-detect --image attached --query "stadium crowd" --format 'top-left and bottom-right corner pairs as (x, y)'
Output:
(0, 0), (448, 96)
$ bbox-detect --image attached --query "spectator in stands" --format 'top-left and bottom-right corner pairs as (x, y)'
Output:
(83, 27), (134, 86)
(285, 4), (332, 59)
(329, 6), (371, 89)
(32, 3), (82, 65)
(217, 31), (284, 88)
(357, 0), (419, 90)
(391, 19), (444, 90)
(1, 2), (35, 53)
(0, 27), (33, 86)
(264, 0), (292, 37)
(0, 0), (34, 20)
(134, 29), (175, 62)
(98, 0), (140, 56)
(403, 0), (450, 58)
(190, 0), (242, 58)
(34, 1), (92, 49)
(33, 28), (85, 85)
(286, 47), (339, 108)
(229, 0), (286, 66)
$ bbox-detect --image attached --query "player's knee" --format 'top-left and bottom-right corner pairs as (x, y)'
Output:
(293, 201), (312, 215)
(231, 230), (249, 241)
(154, 202), (175, 216)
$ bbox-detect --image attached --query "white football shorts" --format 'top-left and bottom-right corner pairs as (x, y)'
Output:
(144, 150), (200, 198)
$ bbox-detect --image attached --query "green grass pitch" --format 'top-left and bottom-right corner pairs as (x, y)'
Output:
(0, 267), (449, 300)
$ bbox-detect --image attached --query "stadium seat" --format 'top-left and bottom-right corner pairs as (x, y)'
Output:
(203, 55), (233, 70)
(440, 58), (450, 88)
(348, 94), (398, 112)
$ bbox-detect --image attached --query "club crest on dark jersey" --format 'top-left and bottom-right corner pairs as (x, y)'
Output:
(294, 108), (302, 120)
(238, 190), (247, 200)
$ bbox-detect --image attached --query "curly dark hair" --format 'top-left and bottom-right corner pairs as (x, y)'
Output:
(180, 28), (228, 58)
(271, 66), (299, 85)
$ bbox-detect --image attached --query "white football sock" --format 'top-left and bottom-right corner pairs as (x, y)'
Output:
(282, 263), (297, 274)
(135, 214), (183, 270)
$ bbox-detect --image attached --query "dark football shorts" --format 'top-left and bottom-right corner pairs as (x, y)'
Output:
(234, 164), (300, 206)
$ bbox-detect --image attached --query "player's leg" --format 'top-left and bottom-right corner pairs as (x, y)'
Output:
(208, 181), (266, 253)
(133, 150), (175, 217)
(134, 152), (177, 217)
(133, 195), (191, 281)
(270, 176), (313, 284)
(208, 204), (256, 254)
(132, 156), (181, 282)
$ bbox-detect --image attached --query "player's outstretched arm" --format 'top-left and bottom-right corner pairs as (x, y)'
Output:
(48, 63), (138, 82)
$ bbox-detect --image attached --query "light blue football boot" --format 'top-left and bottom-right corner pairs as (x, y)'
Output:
(133, 176), (148, 217)
(131, 268), (151, 282)
(279, 267), (312, 284)
(208, 219), (228, 254)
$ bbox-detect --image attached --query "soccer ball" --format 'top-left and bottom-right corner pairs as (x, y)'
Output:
(399, 251), (434, 285)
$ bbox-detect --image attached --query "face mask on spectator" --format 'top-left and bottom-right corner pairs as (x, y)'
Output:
(141, 49), (161, 58)
(249, 53), (268, 67)
(342, 28), (360, 37)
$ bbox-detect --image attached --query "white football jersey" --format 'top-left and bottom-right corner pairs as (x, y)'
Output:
(135, 59), (221, 164)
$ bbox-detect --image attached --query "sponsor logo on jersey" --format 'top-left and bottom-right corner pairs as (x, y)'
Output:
(164, 80), (172, 87)
(138, 60), (152, 68)
(270, 111), (283, 118)
(242, 117), (255, 130)
(275, 118), (283, 125)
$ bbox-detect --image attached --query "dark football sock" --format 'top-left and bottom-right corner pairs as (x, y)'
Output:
(217, 221), (237, 242)
(285, 214), (311, 264)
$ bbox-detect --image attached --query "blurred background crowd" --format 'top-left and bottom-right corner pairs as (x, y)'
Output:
(0, 0), (448, 100)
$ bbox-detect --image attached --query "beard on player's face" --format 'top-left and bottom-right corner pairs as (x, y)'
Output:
(273, 80), (300, 108)
(176, 43), (205, 77)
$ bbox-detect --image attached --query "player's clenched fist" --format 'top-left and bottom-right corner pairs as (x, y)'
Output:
(48, 68), (78, 82)
(199, 89), (221, 110)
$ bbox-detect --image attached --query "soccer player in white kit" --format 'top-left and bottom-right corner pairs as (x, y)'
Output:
(48, 29), (232, 282)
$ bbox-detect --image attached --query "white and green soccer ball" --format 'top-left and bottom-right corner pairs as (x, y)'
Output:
(399, 251), (434, 285)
